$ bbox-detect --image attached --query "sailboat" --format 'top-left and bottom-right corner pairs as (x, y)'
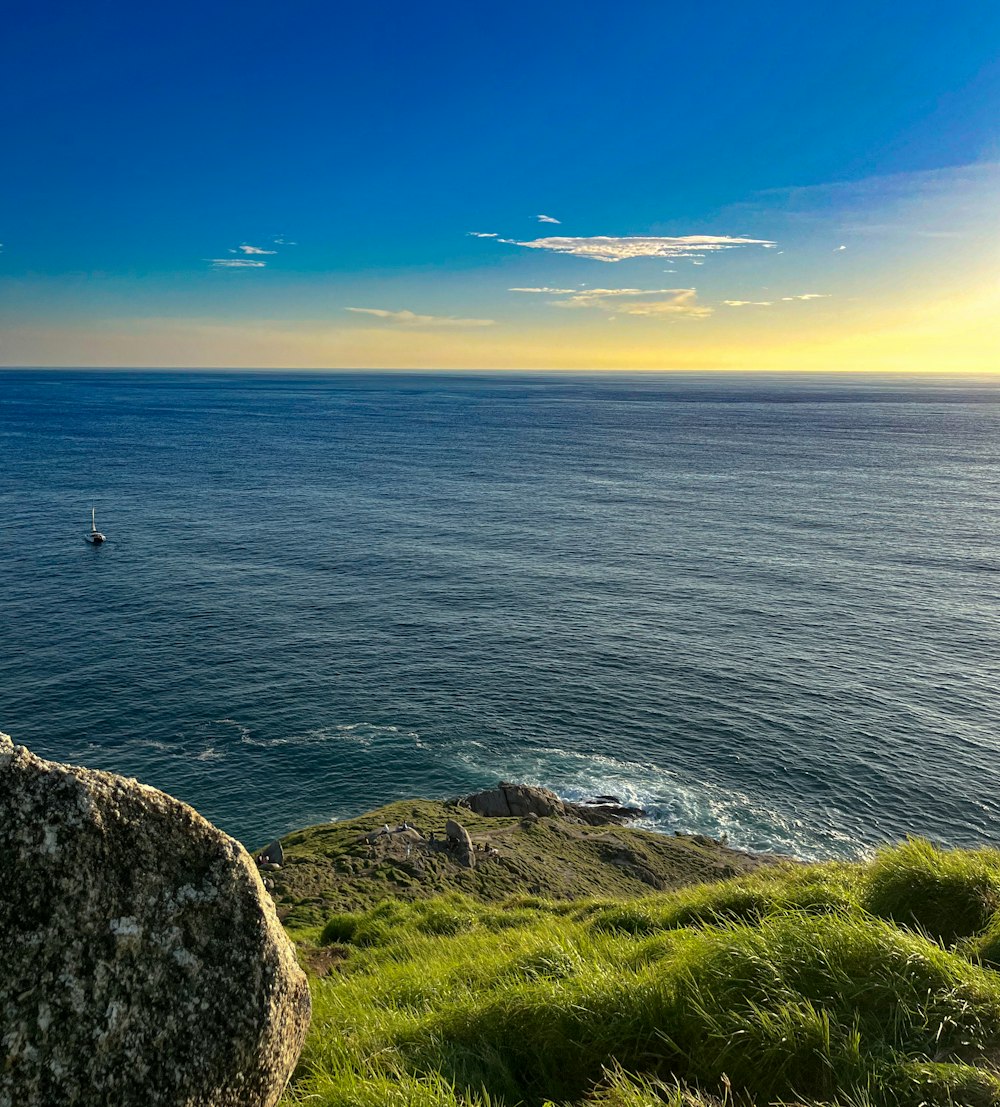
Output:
(86, 507), (106, 545)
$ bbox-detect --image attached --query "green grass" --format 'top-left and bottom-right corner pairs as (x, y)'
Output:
(281, 840), (1000, 1107)
(859, 838), (1000, 945)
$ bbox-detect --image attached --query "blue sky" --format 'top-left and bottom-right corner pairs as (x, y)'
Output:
(2, 0), (998, 368)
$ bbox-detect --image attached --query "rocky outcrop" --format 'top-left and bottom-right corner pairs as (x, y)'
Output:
(0, 733), (310, 1107)
(462, 782), (566, 819)
(257, 838), (284, 866)
(461, 782), (645, 826)
(444, 818), (476, 868)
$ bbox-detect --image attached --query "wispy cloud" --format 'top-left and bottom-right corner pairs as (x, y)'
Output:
(492, 234), (775, 262)
(780, 293), (829, 301)
(209, 237), (291, 268)
(510, 286), (711, 318)
(835, 244), (848, 251)
(207, 258), (267, 269)
(345, 307), (495, 327)
(723, 300), (774, 307)
(536, 214), (561, 224)
(467, 231), (499, 238)
(508, 287), (578, 295)
(514, 286), (687, 301)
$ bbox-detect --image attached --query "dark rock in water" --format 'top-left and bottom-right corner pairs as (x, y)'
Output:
(0, 732), (310, 1107)
(444, 818), (476, 868)
(461, 782), (643, 827)
(568, 799), (647, 826)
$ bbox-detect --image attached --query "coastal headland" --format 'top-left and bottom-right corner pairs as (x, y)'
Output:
(270, 786), (1000, 1107)
(264, 782), (778, 929)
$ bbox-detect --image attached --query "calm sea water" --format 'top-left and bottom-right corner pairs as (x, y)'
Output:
(2, 370), (999, 857)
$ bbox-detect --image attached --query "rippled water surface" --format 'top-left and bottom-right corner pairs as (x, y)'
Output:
(2, 370), (998, 855)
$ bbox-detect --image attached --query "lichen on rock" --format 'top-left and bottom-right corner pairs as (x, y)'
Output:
(0, 732), (310, 1107)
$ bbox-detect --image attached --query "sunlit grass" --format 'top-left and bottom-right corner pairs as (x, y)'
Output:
(281, 841), (1000, 1107)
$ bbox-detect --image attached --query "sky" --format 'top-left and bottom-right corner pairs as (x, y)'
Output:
(1, 0), (998, 371)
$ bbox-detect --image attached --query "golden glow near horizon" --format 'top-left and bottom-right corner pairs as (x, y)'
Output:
(2, 164), (997, 373)
(4, 277), (997, 373)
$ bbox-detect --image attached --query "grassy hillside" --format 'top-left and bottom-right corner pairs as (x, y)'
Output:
(267, 798), (774, 928)
(279, 838), (1000, 1107)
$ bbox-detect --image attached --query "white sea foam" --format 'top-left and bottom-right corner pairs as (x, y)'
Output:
(450, 740), (860, 861)
(237, 721), (424, 750)
(216, 718), (253, 742)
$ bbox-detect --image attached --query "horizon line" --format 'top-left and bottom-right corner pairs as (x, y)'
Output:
(3, 365), (999, 377)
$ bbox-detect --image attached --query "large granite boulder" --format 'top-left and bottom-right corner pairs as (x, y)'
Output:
(0, 733), (310, 1107)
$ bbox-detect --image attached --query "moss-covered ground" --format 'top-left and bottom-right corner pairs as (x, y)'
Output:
(267, 799), (774, 928)
(277, 836), (1000, 1107)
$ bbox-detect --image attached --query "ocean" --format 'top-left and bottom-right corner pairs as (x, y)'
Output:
(2, 369), (998, 857)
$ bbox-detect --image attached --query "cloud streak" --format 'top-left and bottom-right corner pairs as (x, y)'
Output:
(345, 307), (495, 327)
(495, 234), (776, 262)
(508, 287), (578, 294)
(510, 286), (711, 318)
(208, 236), (294, 268)
(536, 214), (561, 223)
(723, 294), (828, 306)
(207, 258), (267, 268)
